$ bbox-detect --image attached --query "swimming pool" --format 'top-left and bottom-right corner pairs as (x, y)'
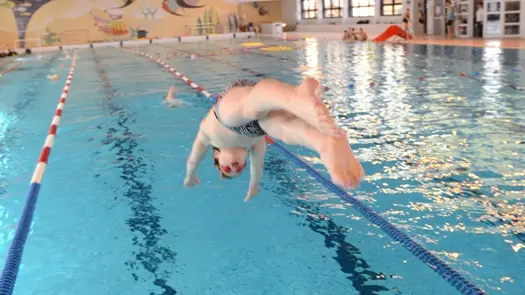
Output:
(0, 37), (524, 295)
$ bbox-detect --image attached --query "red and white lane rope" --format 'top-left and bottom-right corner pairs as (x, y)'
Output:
(124, 49), (213, 98)
(0, 62), (22, 78)
(0, 52), (79, 295)
(31, 52), (78, 184)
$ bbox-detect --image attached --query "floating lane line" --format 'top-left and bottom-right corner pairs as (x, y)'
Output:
(0, 62), (22, 78)
(0, 52), (78, 295)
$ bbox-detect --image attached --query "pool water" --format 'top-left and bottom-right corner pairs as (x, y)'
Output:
(0, 38), (524, 295)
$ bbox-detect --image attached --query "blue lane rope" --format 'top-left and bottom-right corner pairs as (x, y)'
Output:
(270, 142), (486, 295)
(0, 184), (40, 295)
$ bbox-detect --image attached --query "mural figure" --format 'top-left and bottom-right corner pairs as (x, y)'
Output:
(91, 10), (129, 35)
(251, 2), (268, 16)
(196, 7), (219, 34)
(228, 12), (239, 33)
(141, 1), (157, 20)
(42, 27), (61, 45)
(0, 1), (15, 9)
(104, 9), (123, 20)
(129, 26), (148, 39)
(115, 0), (138, 9)
(10, 0), (53, 48)
(162, 0), (204, 16)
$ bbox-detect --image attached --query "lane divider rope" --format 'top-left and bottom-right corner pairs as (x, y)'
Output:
(0, 62), (22, 78)
(123, 48), (486, 295)
(0, 52), (78, 295)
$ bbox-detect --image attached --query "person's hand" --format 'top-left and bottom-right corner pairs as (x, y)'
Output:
(244, 183), (260, 202)
(184, 174), (200, 188)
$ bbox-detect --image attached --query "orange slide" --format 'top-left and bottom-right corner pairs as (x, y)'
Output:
(374, 25), (413, 42)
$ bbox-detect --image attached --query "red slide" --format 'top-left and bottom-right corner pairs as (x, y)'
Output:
(374, 25), (412, 42)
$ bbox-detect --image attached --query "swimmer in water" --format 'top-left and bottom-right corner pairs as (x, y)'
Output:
(184, 78), (364, 201)
(163, 85), (187, 108)
(47, 74), (59, 81)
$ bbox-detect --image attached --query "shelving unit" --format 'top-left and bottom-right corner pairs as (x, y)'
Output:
(455, 0), (473, 37)
(503, 0), (520, 36)
(484, 0), (521, 37)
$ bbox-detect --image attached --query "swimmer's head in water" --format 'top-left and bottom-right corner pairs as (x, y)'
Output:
(212, 147), (248, 179)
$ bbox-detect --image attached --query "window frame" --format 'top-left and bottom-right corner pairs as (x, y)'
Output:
(380, 0), (403, 16)
(323, 0), (343, 18)
(349, 0), (376, 18)
(301, 0), (319, 19)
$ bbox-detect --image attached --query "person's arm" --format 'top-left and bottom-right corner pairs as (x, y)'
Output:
(244, 138), (266, 202)
(184, 129), (210, 187)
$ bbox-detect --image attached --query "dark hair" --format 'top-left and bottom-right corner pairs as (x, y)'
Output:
(212, 147), (232, 179)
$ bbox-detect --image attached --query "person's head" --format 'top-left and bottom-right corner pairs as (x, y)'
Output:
(359, 28), (363, 32)
(351, 28), (355, 32)
(212, 147), (248, 179)
(446, 0), (451, 6)
(25, 48), (31, 54)
(477, 3), (483, 8)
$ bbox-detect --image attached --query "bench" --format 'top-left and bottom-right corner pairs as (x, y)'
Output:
(185, 24), (215, 36)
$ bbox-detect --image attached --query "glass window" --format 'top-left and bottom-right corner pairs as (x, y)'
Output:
(381, 0), (402, 16)
(323, 0), (343, 18)
(302, 0), (319, 19)
(350, 0), (375, 17)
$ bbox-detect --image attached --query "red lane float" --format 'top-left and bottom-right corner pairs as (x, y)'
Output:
(31, 52), (78, 184)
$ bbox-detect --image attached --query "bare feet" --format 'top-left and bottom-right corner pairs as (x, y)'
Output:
(292, 77), (340, 136)
(319, 131), (364, 188)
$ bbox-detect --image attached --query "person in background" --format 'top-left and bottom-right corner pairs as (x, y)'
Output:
(358, 28), (368, 41)
(25, 48), (32, 55)
(402, 8), (411, 31)
(343, 30), (350, 41)
(446, 0), (455, 38)
(350, 28), (359, 40)
(418, 10), (425, 35)
(475, 3), (484, 38)
(7, 49), (17, 56)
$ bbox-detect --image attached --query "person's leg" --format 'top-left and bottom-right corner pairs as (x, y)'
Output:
(478, 22), (482, 37)
(259, 111), (364, 188)
(220, 77), (339, 136)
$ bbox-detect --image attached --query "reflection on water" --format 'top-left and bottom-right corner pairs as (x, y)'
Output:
(280, 41), (525, 293)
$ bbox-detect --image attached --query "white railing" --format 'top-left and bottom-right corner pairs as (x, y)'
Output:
(185, 23), (216, 36)
(13, 37), (42, 49)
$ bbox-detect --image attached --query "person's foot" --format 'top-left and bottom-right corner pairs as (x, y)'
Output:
(292, 77), (340, 136)
(319, 133), (364, 188)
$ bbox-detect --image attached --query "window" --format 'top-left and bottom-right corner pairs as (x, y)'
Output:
(301, 0), (318, 19)
(350, 0), (376, 17)
(381, 0), (403, 16)
(323, 0), (343, 18)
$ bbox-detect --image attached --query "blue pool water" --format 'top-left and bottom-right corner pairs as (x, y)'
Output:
(0, 38), (524, 295)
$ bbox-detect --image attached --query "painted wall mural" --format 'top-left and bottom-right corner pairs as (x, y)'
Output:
(251, 2), (269, 16)
(6, 0), (53, 48)
(91, 10), (129, 36)
(0, 0), (280, 48)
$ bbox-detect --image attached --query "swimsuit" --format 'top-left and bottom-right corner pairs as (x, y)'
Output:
(213, 79), (267, 137)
